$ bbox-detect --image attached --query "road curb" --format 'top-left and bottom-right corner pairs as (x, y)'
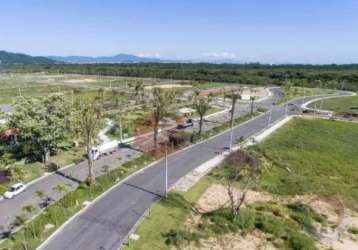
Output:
(33, 89), (349, 250)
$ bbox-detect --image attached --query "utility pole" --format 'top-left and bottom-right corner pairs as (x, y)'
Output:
(165, 145), (168, 198)
(229, 114), (234, 151)
(267, 109), (272, 126)
(119, 114), (123, 143)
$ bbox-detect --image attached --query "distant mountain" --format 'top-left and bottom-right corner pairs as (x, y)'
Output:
(48, 54), (165, 64)
(0, 50), (55, 65)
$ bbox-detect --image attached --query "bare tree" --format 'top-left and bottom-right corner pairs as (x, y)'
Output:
(223, 150), (260, 220)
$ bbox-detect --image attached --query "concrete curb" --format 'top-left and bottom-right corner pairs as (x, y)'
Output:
(36, 99), (273, 250)
(0, 163), (76, 202)
(37, 157), (164, 250)
(34, 89), (344, 249)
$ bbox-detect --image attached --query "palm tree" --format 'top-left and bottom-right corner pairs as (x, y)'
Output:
(36, 190), (50, 208)
(249, 88), (257, 117)
(22, 204), (37, 239)
(152, 88), (170, 150)
(80, 101), (101, 185)
(53, 184), (67, 198)
(228, 89), (242, 126)
(12, 215), (27, 250)
(227, 89), (241, 150)
(193, 93), (211, 136)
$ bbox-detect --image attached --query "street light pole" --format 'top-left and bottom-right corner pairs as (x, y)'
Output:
(119, 114), (123, 143)
(165, 146), (168, 198)
(229, 114), (234, 151)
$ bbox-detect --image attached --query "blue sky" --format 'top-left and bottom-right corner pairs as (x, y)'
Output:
(0, 0), (357, 63)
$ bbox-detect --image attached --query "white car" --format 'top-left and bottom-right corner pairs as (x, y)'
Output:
(4, 183), (26, 199)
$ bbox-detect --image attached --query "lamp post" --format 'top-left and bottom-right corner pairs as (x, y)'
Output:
(165, 145), (168, 198)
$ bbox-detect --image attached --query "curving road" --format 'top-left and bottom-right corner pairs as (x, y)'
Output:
(38, 90), (352, 250)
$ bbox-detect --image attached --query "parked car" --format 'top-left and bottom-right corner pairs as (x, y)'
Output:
(4, 183), (26, 199)
(177, 118), (194, 129)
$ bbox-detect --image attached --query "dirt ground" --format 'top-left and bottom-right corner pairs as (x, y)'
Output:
(145, 84), (192, 89)
(188, 184), (358, 250)
(63, 78), (97, 83)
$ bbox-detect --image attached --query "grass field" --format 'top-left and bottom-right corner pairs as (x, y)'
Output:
(256, 118), (358, 210)
(125, 176), (213, 250)
(308, 94), (358, 115)
(283, 87), (334, 101)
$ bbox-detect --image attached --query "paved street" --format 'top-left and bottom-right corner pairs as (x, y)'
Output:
(0, 88), (277, 237)
(39, 90), (351, 250)
(0, 148), (141, 236)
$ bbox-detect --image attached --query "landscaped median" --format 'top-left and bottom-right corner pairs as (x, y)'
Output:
(0, 154), (154, 250)
(0, 108), (266, 250)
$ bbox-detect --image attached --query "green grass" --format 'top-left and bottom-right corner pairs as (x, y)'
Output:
(49, 147), (85, 167)
(283, 87), (334, 102)
(193, 81), (227, 89)
(0, 154), (153, 250)
(255, 118), (358, 210)
(126, 177), (321, 250)
(308, 94), (358, 115)
(125, 176), (214, 250)
(0, 162), (45, 196)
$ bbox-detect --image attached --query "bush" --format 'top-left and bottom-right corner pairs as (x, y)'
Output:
(348, 227), (358, 234)
(0, 184), (7, 195)
(288, 232), (316, 250)
(46, 161), (60, 172)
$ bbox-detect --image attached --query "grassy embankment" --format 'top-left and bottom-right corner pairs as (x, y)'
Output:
(126, 118), (358, 249)
(256, 118), (358, 210)
(282, 87), (334, 102)
(308, 94), (358, 115)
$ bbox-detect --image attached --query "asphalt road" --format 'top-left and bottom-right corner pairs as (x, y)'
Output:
(0, 148), (141, 236)
(40, 90), (352, 250)
(0, 87), (276, 237)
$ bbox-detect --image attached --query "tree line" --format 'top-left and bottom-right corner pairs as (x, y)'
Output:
(1, 63), (358, 91)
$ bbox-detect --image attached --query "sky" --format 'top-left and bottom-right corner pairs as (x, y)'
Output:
(0, 0), (357, 64)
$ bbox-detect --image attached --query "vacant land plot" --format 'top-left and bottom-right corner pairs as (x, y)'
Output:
(126, 118), (358, 250)
(283, 87), (334, 101)
(256, 118), (358, 210)
(308, 95), (358, 115)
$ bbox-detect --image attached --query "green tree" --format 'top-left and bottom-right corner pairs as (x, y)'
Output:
(80, 100), (101, 185)
(8, 94), (72, 164)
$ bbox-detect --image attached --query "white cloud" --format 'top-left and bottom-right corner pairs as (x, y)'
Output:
(202, 52), (237, 59)
(135, 52), (161, 58)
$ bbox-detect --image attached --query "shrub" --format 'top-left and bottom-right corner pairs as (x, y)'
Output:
(348, 226), (358, 234)
(46, 161), (60, 172)
(0, 184), (7, 195)
(288, 232), (316, 250)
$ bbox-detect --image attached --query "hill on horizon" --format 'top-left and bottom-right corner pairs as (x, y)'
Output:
(0, 50), (55, 65)
(48, 54), (165, 64)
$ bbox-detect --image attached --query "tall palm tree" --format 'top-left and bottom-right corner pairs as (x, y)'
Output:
(193, 93), (211, 136)
(249, 88), (257, 117)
